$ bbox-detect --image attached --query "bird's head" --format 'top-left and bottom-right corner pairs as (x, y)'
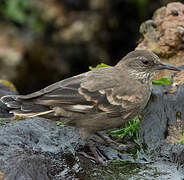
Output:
(116, 50), (181, 82)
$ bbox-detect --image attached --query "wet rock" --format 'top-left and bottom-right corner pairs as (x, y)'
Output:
(138, 71), (184, 172)
(139, 85), (168, 148)
(0, 116), (184, 179)
(139, 70), (184, 148)
(0, 117), (135, 179)
(0, 118), (82, 179)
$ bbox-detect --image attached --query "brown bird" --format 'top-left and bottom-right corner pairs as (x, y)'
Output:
(1, 50), (180, 163)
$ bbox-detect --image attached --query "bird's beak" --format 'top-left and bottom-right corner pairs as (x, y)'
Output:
(157, 62), (181, 71)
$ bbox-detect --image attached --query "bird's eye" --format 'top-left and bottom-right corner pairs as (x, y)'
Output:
(142, 60), (149, 65)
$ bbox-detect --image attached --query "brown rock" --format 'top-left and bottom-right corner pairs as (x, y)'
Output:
(137, 2), (184, 78)
(167, 70), (184, 94)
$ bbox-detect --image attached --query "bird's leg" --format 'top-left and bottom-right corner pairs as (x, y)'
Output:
(78, 151), (97, 162)
(78, 128), (106, 163)
(96, 132), (116, 145)
(88, 139), (105, 163)
(95, 132), (134, 151)
(78, 139), (105, 163)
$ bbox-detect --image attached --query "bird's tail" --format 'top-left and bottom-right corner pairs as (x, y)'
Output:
(1, 95), (54, 117)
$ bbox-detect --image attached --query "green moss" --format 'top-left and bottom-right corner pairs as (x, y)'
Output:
(89, 63), (110, 70)
(107, 116), (140, 140)
(56, 121), (65, 128)
(152, 77), (171, 86)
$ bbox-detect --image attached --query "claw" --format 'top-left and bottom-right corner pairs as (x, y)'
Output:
(78, 133), (134, 164)
(95, 132), (135, 151)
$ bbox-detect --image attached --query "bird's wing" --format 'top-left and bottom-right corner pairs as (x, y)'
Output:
(1, 67), (126, 117)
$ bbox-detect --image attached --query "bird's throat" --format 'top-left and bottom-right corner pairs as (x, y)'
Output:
(129, 70), (155, 84)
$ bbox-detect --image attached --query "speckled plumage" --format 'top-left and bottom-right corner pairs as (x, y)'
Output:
(1, 50), (180, 162)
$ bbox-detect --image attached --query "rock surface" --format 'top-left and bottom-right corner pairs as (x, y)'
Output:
(137, 2), (184, 79)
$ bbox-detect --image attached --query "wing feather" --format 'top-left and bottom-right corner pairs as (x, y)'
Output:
(1, 67), (125, 117)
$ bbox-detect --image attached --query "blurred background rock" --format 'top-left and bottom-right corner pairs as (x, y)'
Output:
(0, 0), (182, 94)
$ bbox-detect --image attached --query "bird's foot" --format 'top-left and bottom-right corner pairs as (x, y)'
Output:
(78, 133), (134, 164)
(78, 139), (107, 164)
(78, 151), (98, 162)
(95, 132), (135, 151)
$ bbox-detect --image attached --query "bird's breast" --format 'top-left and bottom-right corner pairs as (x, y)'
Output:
(120, 84), (151, 115)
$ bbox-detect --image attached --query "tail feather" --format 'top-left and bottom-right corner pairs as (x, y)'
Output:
(5, 101), (21, 108)
(20, 104), (51, 112)
(10, 109), (54, 117)
(1, 95), (16, 103)
(1, 95), (53, 117)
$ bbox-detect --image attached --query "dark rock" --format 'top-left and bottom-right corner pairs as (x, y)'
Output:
(139, 85), (168, 148)
(140, 84), (184, 148)
(0, 118), (130, 179)
(0, 118), (83, 179)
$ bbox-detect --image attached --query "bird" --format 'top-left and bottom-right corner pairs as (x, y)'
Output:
(1, 50), (181, 163)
